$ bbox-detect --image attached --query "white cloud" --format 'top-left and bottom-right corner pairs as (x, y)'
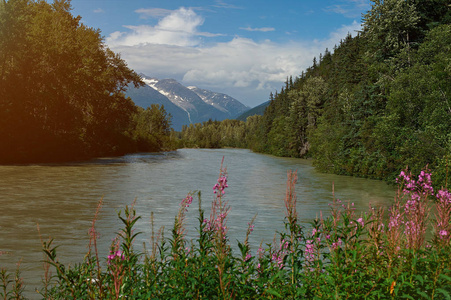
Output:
(135, 8), (173, 19)
(326, 20), (362, 42)
(107, 7), (363, 106)
(106, 7), (205, 47)
(93, 8), (104, 13)
(240, 26), (275, 32)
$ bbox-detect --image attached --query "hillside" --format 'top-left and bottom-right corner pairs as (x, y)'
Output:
(177, 0), (451, 186)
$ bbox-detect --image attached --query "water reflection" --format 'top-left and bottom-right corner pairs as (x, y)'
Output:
(0, 149), (395, 298)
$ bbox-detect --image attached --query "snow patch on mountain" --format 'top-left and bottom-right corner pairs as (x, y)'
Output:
(127, 74), (251, 129)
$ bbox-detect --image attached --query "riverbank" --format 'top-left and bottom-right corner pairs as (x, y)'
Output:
(1, 163), (450, 299)
(0, 149), (397, 298)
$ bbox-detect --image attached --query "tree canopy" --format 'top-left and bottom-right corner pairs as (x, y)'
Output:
(0, 0), (173, 163)
(179, 0), (451, 186)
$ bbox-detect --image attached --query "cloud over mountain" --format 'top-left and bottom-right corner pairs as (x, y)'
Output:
(106, 6), (363, 107)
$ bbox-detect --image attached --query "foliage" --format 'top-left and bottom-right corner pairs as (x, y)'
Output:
(0, 0), (173, 163)
(2, 164), (450, 299)
(132, 104), (175, 152)
(178, 119), (248, 149)
(178, 3), (450, 187)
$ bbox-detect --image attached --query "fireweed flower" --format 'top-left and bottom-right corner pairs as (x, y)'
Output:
(396, 168), (433, 250)
(388, 197), (403, 244)
(269, 240), (290, 269)
(107, 250), (125, 265)
(331, 238), (342, 250)
(357, 217), (364, 227)
(257, 247), (265, 260)
(213, 176), (228, 194)
(208, 171), (229, 237)
(435, 188), (451, 244)
(305, 239), (315, 262)
(245, 253), (252, 262)
(181, 194), (193, 208)
(257, 263), (261, 271)
(248, 223), (255, 233)
(283, 240), (289, 250)
(272, 252), (285, 269)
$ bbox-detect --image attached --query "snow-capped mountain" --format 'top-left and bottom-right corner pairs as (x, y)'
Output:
(187, 86), (249, 119)
(126, 75), (250, 130)
(125, 83), (191, 129)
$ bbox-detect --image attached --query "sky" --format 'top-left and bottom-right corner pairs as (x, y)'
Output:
(69, 0), (371, 108)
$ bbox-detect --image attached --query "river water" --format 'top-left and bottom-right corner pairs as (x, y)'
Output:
(0, 148), (395, 298)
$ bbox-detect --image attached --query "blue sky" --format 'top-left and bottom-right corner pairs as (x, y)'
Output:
(69, 0), (371, 107)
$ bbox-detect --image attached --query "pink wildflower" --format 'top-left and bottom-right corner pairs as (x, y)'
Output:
(439, 230), (448, 237)
(305, 239), (315, 262)
(331, 238), (342, 250)
(245, 253), (252, 262)
(357, 217), (364, 227)
(107, 250), (124, 265)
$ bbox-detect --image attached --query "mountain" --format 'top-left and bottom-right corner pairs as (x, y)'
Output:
(187, 86), (249, 119)
(126, 75), (250, 130)
(235, 100), (270, 121)
(125, 83), (191, 130)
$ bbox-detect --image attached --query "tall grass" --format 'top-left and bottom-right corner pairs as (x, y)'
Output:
(1, 163), (450, 299)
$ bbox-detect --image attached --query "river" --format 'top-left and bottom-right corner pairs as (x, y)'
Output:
(0, 148), (395, 298)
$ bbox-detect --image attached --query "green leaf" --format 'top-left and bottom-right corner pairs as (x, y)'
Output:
(266, 288), (282, 298)
(436, 288), (451, 300)
(417, 291), (429, 299)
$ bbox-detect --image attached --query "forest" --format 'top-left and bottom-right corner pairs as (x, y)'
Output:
(1, 0), (449, 186)
(0, 0), (174, 163)
(179, 0), (451, 186)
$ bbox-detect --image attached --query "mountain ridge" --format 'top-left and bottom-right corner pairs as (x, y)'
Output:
(126, 75), (250, 130)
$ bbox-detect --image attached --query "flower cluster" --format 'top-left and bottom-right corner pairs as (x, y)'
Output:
(180, 194), (193, 211)
(305, 239), (315, 262)
(388, 210), (402, 231)
(331, 238), (342, 250)
(356, 217), (364, 227)
(107, 250), (124, 265)
(271, 239), (290, 269)
(248, 222), (255, 233)
(203, 213), (228, 235)
(205, 165), (230, 240)
(437, 189), (451, 201)
(395, 168), (434, 249)
(213, 176), (228, 194)
(398, 169), (434, 196)
(434, 188), (451, 245)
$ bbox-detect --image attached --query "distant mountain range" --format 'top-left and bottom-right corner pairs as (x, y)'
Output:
(126, 74), (251, 130)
